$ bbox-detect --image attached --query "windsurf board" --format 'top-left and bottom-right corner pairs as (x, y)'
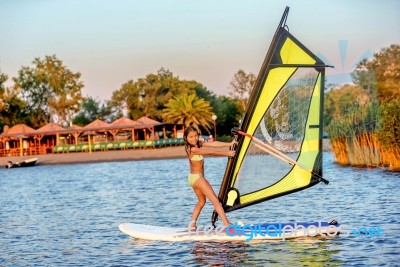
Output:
(119, 221), (340, 242)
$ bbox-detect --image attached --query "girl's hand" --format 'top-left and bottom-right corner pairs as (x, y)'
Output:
(228, 150), (236, 157)
(230, 140), (238, 147)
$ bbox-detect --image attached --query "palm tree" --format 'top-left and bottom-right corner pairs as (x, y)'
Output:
(162, 94), (214, 133)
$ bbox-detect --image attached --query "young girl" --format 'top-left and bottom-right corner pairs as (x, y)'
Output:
(183, 125), (236, 229)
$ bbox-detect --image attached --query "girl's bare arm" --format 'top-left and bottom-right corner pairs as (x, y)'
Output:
(191, 147), (235, 157)
(203, 140), (236, 148)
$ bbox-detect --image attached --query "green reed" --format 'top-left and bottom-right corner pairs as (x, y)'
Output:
(326, 100), (400, 171)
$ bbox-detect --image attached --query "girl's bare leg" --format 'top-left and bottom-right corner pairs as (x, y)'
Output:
(190, 187), (206, 228)
(193, 178), (232, 227)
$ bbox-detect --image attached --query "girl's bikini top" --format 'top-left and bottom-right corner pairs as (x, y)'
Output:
(190, 155), (203, 161)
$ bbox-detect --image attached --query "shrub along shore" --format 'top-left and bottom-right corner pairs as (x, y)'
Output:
(327, 101), (400, 172)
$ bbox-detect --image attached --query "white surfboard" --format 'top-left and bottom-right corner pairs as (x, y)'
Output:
(119, 221), (340, 242)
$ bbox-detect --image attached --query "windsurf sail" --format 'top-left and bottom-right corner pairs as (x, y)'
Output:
(212, 7), (332, 225)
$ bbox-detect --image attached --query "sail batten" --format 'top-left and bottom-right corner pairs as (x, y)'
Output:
(212, 7), (330, 225)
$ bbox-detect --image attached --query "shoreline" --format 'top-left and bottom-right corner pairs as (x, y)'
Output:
(1, 140), (333, 167)
(0, 146), (188, 167)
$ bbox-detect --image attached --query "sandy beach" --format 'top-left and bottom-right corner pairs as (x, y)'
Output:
(0, 146), (188, 167)
(1, 140), (332, 167)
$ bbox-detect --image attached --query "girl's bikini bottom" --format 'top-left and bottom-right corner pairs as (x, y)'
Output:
(188, 173), (203, 187)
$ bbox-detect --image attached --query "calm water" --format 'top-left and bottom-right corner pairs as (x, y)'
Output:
(0, 152), (399, 266)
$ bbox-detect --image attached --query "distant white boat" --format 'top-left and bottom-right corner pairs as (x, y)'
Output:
(5, 158), (38, 169)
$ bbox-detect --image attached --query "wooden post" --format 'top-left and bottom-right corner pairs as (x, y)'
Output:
(19, 137), (23, 156)
(88, 135), (92, 154)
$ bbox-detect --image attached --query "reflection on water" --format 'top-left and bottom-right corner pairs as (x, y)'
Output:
(0, 152), (399, 266)
(188, 238), (344, 267)
(190, 242), (247, 266)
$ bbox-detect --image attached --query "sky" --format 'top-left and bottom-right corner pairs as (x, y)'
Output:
(1, 0), (399, 102)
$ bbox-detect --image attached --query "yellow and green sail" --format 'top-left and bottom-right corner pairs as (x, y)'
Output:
(212, 7), (330, 224)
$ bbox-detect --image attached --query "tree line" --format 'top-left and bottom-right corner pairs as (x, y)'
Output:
(1, 44), (398, 148)
(324, 44), (400, 170)
(0, 55), (255, 138)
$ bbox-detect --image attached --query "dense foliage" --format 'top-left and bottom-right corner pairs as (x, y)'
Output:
(1, 61), (244, 137)
(325, 44), (399, 170)
(12, 55), (84, 128)
(325, 44), (399, 140)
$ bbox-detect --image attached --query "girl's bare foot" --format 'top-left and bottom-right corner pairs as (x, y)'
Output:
(223, 221), (232, 228)
(189, 220), (197, 230)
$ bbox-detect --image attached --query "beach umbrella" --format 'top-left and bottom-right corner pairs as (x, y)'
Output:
(3, 124), (34, 156)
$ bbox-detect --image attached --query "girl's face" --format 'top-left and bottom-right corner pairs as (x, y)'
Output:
(186, 130), (199, 146)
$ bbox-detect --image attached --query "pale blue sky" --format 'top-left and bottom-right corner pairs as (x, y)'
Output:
(1, 0), (399, 101)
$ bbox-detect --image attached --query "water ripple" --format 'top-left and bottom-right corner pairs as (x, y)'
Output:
(0, 152), (399, 266)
